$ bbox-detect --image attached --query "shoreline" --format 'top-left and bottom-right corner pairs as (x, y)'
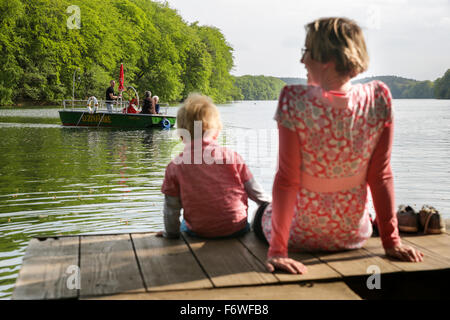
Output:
(1, 96), (449, 109)
(0, 116), (60, 125)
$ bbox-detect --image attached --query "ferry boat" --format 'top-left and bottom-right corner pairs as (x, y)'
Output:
(58, 92), (176, 129)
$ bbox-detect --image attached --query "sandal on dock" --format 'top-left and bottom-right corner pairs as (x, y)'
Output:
(397, 205), (419, 233)
(418, 205), (446, 234)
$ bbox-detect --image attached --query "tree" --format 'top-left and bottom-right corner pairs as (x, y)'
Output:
(192, 24), (235, 103)
(434, 69), (450, 99)
(402, 81), (434, 98)
(233, 75), (286, 100)
(0, 0), (237, 105)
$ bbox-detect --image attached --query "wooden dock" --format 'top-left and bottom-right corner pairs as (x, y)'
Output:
(12, 221), (450, 300)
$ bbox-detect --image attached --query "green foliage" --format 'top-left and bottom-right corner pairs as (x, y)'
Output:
(233, 75), (287, 100)
(434, 69), (450, 99)
(192, 24), (235, 103)
(0, 0), (236, 105)
(402, 80), (434, 98)
(354, 76), (418, 98)
(353, 76), (436, 98)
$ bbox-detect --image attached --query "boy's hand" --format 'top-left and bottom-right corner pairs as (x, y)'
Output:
(155, 231), (164, 237)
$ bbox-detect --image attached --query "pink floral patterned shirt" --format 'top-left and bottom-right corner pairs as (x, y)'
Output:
(263, 81), (402, 258)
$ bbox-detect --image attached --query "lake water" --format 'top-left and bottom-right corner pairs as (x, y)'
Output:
(0, 99), (449, 299)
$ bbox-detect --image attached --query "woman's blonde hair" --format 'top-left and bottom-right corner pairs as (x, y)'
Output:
(305, 17), (369, 78)
(177, 93), (222, 138)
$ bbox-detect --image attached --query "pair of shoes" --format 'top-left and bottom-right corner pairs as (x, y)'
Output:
(397, 204), (446, 234)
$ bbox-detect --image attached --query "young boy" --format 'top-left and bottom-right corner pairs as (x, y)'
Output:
(158, 93), (270, 238)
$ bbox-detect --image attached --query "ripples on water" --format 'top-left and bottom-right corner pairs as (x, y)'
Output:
(0, 99), (449, 299)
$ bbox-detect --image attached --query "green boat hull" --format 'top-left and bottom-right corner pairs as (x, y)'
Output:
(59, 110), (176, 129)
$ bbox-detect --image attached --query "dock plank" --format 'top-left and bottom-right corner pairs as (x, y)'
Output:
(183, 233), (278, 287)
(12, 237), (79, 300)
(362, 237), (450, 272)
(14, 229), (450, 300)
(80, 234), (145, 298)
(400, 234), (450, 263)
(239, 232), (341, 282)
(90, 282), (361, 300)
(313, 246), (402, 277)
(132, 233), (213, 291)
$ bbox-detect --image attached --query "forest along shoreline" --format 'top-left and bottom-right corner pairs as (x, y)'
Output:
(1, 1), (448, 110)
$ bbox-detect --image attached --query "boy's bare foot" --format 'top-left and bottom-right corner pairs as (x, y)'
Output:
(155, 231), (164, 237)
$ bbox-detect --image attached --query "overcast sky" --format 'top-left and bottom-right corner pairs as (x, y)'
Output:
(165, 0), (450, 81)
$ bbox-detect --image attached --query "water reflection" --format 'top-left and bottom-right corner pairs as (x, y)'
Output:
(0, 125), (183, 298)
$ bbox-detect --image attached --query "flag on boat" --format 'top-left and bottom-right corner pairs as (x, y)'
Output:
(118, 63), (125, 91)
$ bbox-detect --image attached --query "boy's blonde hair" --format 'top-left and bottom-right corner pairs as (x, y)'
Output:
(305, 17), (369, 78)
(177, 93), (223, 138)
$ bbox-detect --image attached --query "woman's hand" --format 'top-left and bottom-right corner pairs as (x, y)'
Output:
(265, 256), (308, 274)
(385, 244), (424, 262)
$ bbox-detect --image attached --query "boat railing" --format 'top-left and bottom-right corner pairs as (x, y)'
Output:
(158, 103), (170, 115)
(62, 99), (137, 113)
(62, 99), (172, 115)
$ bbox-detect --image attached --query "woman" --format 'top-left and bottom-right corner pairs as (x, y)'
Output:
(254, 17), (424, 274)
(123, 96), (138, 114)
(141, 91), (155, 114)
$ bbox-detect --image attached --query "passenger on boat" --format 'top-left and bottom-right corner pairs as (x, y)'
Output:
(141, 91), (154, 114)
(157, 93), (271, 239)
(254, 17), (424, 275)
(153, 95), (160, 114)
(105, 80), (121, 113)
(123, 97), (138, 114)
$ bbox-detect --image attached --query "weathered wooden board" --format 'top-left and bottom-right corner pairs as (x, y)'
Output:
(79, 234), (145, 298)
(400, 234), (450, 263)
(238, 232), (341, 282)
(183, 233), (278, 287)
(131, 233), (213, 291)
(362, 237), (450, 272)
(12, 237), (79, 300)
(14, 230), (450, 300)
(313, 246), (402, 277)
(90, 282), (361, 300)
